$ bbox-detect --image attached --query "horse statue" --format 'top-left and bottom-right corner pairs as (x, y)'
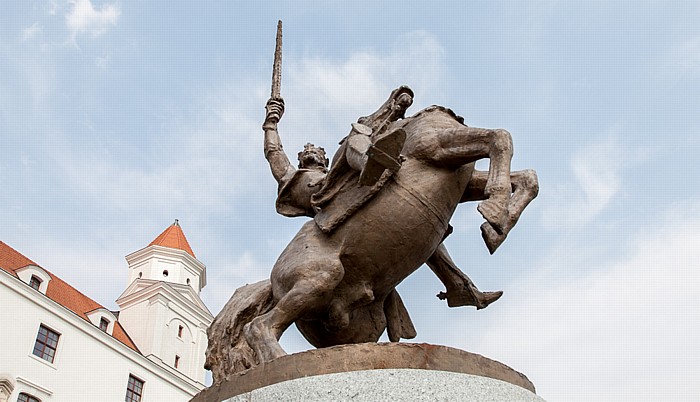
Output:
(204, 87), (539, 383)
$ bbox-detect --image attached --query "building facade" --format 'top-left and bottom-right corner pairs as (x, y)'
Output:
(0, 221), (213, 402)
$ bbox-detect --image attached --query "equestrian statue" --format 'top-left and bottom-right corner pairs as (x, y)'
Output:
(205, 21), (539, 383)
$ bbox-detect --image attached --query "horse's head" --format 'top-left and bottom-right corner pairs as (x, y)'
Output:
(357, 86), (414, 132)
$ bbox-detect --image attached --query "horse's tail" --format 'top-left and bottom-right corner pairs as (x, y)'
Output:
(205, 279), (274, 384)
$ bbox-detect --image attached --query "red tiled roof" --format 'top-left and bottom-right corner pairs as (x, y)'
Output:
(0, 240), (140, 353)
(149, 219), (196, 258)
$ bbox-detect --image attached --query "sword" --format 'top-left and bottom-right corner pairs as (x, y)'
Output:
(271, 20), (283, 99)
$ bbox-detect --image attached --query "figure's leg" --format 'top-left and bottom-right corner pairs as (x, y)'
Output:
(244, 258), (344, 362)
(427, 242), (502, 309)
(462, 169), (539, 254)
(414, 126), (513, 233)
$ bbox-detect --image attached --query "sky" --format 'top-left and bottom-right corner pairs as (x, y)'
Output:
(1, 1), (699, 400)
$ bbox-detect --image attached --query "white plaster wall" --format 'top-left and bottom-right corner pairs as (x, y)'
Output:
(117, 298), (150, 354)
(0, 272), (202, 402)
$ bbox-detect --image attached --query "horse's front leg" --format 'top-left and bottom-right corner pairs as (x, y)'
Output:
(461, 169), (539, 254)
(413, 126), (513, 233)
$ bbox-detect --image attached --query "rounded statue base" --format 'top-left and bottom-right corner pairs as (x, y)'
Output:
(191, 343), (544, 402)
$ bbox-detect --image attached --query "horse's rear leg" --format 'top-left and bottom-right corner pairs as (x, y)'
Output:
(243, 260), (343, 363)
(462, 169), (539, 254)
(415, 127), (513, 233)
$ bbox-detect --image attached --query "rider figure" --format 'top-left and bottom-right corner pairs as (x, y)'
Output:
(262, 89), (502, 310)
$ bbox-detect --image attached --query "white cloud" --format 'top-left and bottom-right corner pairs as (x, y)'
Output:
(468, 201), (700, 401)
(279, 30), (448, 158)
(675, 36), (700, 71)
(542, 134), (622, 229)
(95, 54), (109, 68)
(203, 251), (271, 315)
(22, 22), (43, 40)
(43, 30), (450, 227)
(66, 0), (120, 38)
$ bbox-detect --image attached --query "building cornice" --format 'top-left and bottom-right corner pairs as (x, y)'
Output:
(125, 245), (207, 289)
(116, 279), (214, 325)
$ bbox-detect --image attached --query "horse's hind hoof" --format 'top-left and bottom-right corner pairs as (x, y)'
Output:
(480, 222), (506, 254)
(477, 197), (508, 235)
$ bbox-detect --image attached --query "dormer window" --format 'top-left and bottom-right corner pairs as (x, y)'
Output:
(178, 325), (183, 338)
(86, 309), (117, 335)
(29, 275), (42, 291)
(16, 266), (51, 294)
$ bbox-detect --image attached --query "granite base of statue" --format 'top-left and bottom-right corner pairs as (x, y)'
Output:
(191, 343), (543, 402)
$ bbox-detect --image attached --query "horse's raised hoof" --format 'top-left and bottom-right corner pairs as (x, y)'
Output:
(480, 222), (506, 254)
(477, 195), (508, 235)
(243, 318), (287, 363)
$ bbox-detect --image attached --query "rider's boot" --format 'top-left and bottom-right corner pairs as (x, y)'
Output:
(359, 127), (406, 186)
(437, 286), (503, 309)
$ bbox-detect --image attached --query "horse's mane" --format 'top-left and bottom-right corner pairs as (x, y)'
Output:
(410, 105), (466, 125)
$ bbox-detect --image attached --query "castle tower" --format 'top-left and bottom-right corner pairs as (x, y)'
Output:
(116, 220), (214, 384)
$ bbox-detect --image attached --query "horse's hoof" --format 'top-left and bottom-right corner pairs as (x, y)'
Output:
(480, 222), (506, 254)
(477, 197), (508, 235)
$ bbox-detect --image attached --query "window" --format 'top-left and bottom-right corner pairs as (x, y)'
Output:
(174, 355), (180, 369)
(177, 325), (183, 338)
(162, 270), (168, 277)
(99, 317), (109, 332)
(32, 325), (60, 363)
(29, 275), (42, 291)
(18, 393), (41, 402)
(125, 375), (144, 402)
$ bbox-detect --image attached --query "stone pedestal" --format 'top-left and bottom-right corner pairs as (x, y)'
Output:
(192, 343), (544, 402)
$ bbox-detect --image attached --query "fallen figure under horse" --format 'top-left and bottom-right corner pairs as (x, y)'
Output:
(204, 86), (538, 383)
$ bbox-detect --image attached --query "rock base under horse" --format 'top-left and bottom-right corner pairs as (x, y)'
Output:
(192, 343), (542, 402)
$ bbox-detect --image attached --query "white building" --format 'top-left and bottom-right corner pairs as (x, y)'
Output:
(0, 221), (214, 402)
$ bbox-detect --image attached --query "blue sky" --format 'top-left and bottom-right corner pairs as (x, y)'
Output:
(2, 1), (699, 400)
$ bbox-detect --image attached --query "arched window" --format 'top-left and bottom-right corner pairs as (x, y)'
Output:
(29, 275), (42, 291)
(18, 393), (41, 402)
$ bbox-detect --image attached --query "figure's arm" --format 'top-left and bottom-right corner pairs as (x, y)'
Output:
(263, 98), (295, 184)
